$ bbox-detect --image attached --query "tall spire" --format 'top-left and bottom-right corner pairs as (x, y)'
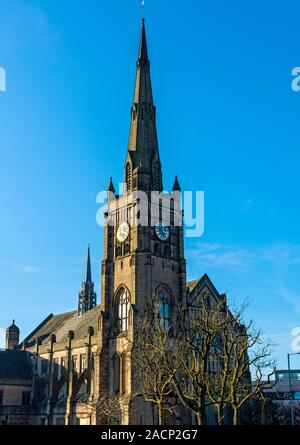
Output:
(138, 18), (149, 65)
(78, 245), (97, 316)
(124, 19), (163, 193)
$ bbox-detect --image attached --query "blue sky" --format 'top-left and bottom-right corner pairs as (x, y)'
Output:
(0, 0), (300, 369)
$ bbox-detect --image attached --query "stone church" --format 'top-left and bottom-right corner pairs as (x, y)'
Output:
(0, 20), (227, 425)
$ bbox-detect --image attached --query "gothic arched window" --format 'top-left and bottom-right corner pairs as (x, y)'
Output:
(126, 162), (132, 192)
(158, 290), (171, 330)
(117, 288), (130, 332)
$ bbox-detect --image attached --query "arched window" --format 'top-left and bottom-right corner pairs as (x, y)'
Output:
(112, 354), (120, 395)
(158, 290), (171, 330)
(117, 288), (130, 332)
(126, 162), (132, 192)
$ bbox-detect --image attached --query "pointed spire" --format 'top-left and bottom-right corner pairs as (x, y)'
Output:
(125, 19), (163, 192)
(85, 244), (91, 283)
(138, 18), (149, 66)
(107, 176), (115, 193)
(172, 176), (181, 192)
(132, 18), (153, 105)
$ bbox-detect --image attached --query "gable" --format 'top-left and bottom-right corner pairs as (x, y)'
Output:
(187, 273), (223, 307)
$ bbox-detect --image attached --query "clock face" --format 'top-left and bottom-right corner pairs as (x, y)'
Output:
(117, 222), (130, 243)
(155, 223), (170, 241)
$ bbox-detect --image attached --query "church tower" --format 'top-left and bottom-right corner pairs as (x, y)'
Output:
(99, 19), (186, 425)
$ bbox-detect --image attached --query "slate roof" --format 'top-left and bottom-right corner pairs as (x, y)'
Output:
(22, 305), (102, 348)
(0, 350), (33, 380)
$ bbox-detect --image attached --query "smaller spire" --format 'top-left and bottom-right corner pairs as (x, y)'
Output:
(85, 245), (91, 283)
(107, 177), (115, 194)
(172, 175), (181, 192)
(78, 245), (97, 316)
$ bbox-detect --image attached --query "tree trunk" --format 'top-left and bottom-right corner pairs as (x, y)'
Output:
(217, 406), (224, 425)
(157, 403), (164, 425)
(233, 407), (239, 425)
(196, 411), (206, 425)
(197, 413), (204, 425)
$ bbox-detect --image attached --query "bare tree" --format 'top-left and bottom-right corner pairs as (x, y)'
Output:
(86, 394), (122, 425)
(206, 304), (276, 425)
(125, 300), (180, 425)
(173, 298), (227, 425)
(125, 293), (276, 426)
(275, 401), (300, 425)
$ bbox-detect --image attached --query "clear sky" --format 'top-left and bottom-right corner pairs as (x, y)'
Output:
(0, 0), (300, 369)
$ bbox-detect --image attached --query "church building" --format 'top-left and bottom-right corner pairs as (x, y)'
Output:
(0, 20), (227, 425)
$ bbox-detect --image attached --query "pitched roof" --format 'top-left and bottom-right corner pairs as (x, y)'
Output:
(186, 278), (202, 293)
(22, 305), (101, 348)
(187, 274), (224, 306)
(0, 350), (32, 380)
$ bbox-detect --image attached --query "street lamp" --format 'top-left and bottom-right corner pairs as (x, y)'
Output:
(287, 352), (300, 425)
